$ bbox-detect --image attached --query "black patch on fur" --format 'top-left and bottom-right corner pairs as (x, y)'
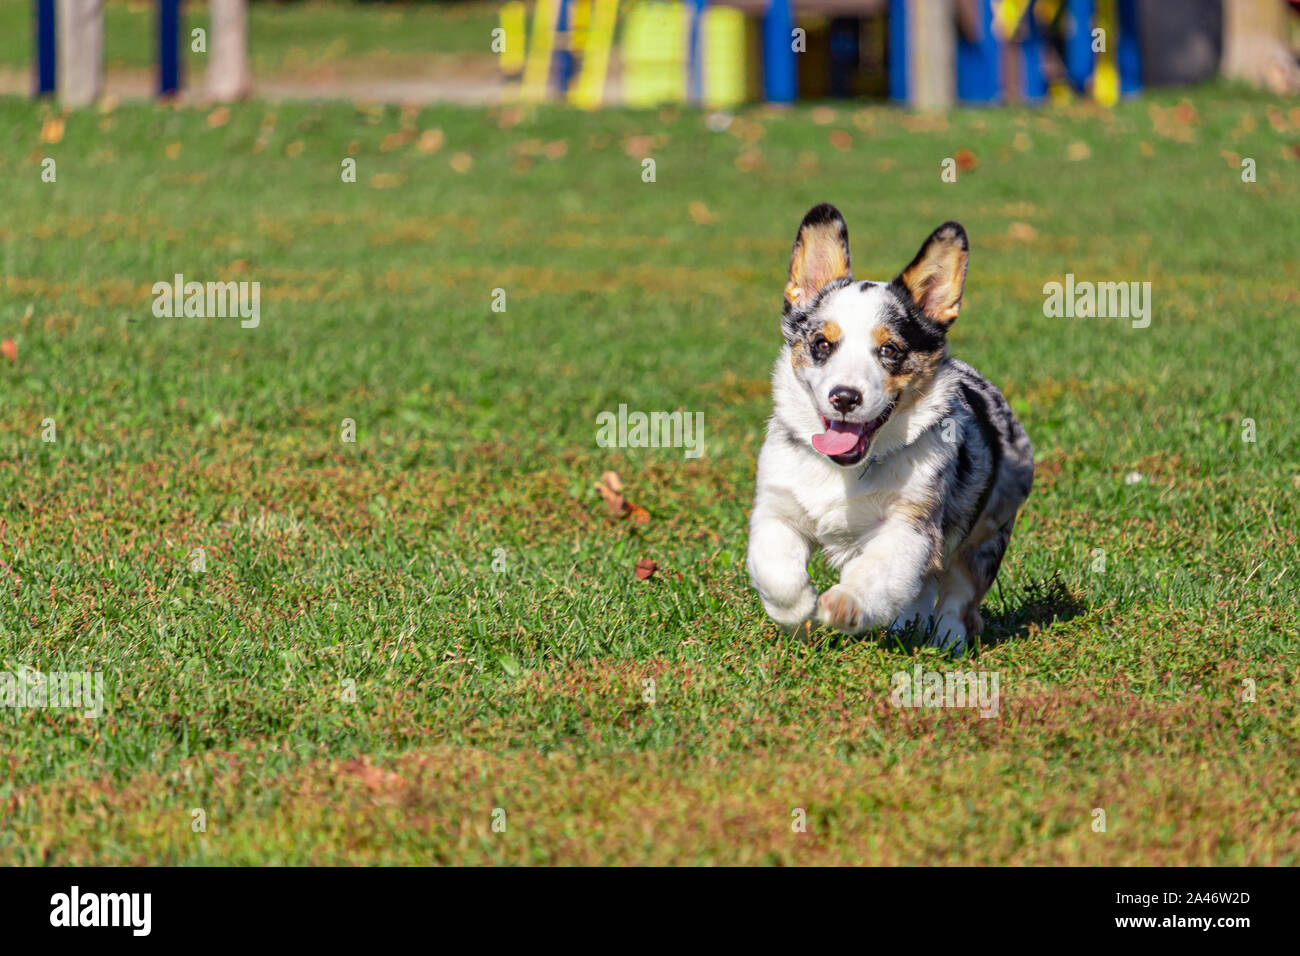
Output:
(958, 381), (1004, 526)
(782, 275), (855, 344)
(883, 281), (949, 352)
(969, 522), (1013, 593)
(955, 440), (973, 492)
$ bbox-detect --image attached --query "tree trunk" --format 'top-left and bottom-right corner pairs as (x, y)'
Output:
(208, 0), (252, 101)
(57, 0), (104, 107)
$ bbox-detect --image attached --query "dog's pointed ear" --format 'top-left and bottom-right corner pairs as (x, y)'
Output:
(785, 203), (851, 313)
(894, 221), (969, 327)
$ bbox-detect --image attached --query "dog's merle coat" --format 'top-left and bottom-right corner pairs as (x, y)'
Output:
(747, 204), (1033, 651)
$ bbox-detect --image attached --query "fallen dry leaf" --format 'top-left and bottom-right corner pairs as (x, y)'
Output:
(955, 148), (978, 171)
(595, 470), (650, 525)
(416, 128), (444, 154)
(40, 116), (65, 144)
(594, 470), (627, 517)
(634, 558), (658, 581)
(1, 339), (15, 363)
(688, 201), (714, 225)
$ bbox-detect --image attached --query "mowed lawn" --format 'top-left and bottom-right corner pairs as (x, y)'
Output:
(0, 0), (499, 75)
(0, 86), (1297, 865)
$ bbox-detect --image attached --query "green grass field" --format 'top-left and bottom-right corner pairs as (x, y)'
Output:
(0, 0), (498, 74)
(1, 83), (1298, 864)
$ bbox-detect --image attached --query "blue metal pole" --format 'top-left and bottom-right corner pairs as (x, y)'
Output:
(1021, 0), (1047, 101)
(554, 0), (574, 95)
(34, 0), (56, 96)
(1117, 0), (1141, 96)
(158, 0), (182, 97)
(1064, 0), (1094, 92)
(956, 0), (999, 104)
(688, 0), (707, 105)
(887, 0), (907, 103)
(762, 0), (795, 104)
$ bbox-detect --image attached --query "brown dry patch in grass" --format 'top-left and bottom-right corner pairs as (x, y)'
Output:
(8, 714), (1297, 864)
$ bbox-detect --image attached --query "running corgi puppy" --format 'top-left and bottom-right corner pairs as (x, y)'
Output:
(746, 204), (1033, 652)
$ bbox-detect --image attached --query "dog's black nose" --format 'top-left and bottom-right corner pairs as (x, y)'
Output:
(829, 386), (862, 413)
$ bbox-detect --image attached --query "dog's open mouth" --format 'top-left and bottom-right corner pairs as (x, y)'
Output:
(812, 407), (893, 465)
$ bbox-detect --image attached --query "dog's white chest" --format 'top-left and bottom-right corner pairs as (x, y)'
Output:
(792, 467), (897, 559)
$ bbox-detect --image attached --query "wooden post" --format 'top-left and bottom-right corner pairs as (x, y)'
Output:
(915, 0), (956, 108)
(208, 0), (251, 101)
(56, 0), (103, 106)
(892, 0), (956, 108)
(1222, 0), (1299, 94)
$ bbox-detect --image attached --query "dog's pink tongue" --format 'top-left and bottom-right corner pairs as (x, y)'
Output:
(811, 421), (862, 456)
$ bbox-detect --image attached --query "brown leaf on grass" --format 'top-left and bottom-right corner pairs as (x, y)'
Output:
(1, 339), (15, 363)
(735, 148), (765, 172)
(688, 201), (714, 225)
(955, 148), (978, 170)
(416, 128), (444, 154)
(829, 130), (852, 151)
(623, 134), (656, 158)
(595, 470), (651, 524)
(634, 558), (658, 580)
(40, 116), (65, 144)
(594, 470), (627, 517)
(1007, 222), (1037, 242)
(207, 107), (229, 128)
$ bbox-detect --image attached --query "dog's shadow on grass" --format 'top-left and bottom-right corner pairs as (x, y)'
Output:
(817, 573), (1085, 656)
(972, 573), (1086, 651)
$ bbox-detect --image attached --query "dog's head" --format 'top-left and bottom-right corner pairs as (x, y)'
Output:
(781, 203), (968, 467)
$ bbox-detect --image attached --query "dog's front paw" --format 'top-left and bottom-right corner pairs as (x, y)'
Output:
(816, 585), (871, 634)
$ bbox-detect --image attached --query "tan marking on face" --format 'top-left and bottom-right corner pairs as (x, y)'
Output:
(790, 341), (810, 370)
(883, 347), (946, 399)
(872, 326), (892, 348)
(821, 320), (842, 343)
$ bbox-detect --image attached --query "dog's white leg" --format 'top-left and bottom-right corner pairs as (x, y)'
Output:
(889, 577), (937, 634)
(932, 566), (977, 654)
(747, 513), (817, 633)
(817, 520), (934, 634)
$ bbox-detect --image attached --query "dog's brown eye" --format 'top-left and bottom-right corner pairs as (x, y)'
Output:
(877, 343), (901, 360)
(811, 335), (832, 360)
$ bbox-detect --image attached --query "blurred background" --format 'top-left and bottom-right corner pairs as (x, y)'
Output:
(5, 0), (1299, 109)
